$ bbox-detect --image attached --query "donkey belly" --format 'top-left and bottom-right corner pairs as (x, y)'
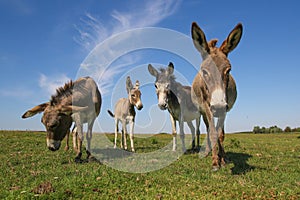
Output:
(182, 110), (199, 122)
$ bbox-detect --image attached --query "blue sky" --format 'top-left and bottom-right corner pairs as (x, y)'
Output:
(1, 0), (300, 133)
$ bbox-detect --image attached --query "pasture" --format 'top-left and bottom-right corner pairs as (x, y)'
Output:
(0, 130), (299, 199)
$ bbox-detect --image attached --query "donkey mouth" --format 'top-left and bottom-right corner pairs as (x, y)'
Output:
(47, 139), (61, 151)
(158, 105), (168, 110)
(211, 106), (226, 118)
(137, 105), (143, 110)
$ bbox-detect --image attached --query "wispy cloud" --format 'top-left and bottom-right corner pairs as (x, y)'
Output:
(74, 0), (181, 95)
(74, 0), (181, 51)
(39, 74), (71, 96)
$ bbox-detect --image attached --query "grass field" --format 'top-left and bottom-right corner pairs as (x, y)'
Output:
(0, 131), (299, 199)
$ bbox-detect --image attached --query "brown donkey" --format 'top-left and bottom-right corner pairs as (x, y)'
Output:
(191, 22), (243, 170)
(22, 77), (101, 162)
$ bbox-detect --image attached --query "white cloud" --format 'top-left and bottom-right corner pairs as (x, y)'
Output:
(39, 74), (71, 96)
(73, 0), (181, 96)
(74, 0), (181, 51)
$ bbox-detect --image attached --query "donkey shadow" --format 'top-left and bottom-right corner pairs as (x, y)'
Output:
(92, 148), (133, 161)
(226, 152), (256, 175)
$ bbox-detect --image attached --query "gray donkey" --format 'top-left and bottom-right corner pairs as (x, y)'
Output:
(148, 62), (201, 152)
(107, 76), (143, 152)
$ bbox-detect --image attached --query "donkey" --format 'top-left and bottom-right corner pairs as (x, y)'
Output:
(22, 76), (102, 162)
(148, 62), (201, 152)
(190, 22), (243, 170)
(107, 76), (143, 152)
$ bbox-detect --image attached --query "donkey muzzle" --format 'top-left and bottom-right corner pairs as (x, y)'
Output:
(211, 103), (227, 118)
(158, 103), (168, 110)
(47, 139), (61, 151)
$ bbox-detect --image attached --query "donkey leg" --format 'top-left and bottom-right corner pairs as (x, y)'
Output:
(179, 120), (186, 153)
(205, 111), (219, 171)
(170, 114), (177, 151)
(196, 117), (200, 150)
(72, 126), (78, 152)
(218, 129), (226, 166)
(187, 121), (195, 151)
(129, 120), (135, 152)
(202, 115), (211, 156)
(86, 120), (94, 159)
(75, 124), (84, 163)
(216, 116), (226, 166)
(114, 119), (119, 149)
(64, 129), (70, 151)
(122, 121), (128, 150)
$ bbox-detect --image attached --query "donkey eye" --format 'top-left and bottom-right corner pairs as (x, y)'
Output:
(131, 94), (136, 98)
(202, 69), (209, 77)
(154, 84), (158, 89)
(224, 68), (231, 76)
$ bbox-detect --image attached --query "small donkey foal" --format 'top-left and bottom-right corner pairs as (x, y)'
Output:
(108, 76), (143, 152)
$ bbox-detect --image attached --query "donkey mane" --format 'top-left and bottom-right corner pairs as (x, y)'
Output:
(208, 39), (218, 48)
(50, 80), (74, 105)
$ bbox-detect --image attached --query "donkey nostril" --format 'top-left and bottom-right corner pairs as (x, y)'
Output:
(48, 146), (56, 151)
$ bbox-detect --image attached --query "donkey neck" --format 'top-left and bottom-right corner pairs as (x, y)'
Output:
(126, 98), (136, 117)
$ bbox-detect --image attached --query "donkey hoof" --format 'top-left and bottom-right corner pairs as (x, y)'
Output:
(74, 157), (83, 163)
(212, 165), (220, 172)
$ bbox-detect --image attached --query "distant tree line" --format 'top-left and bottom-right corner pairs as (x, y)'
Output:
(253, 125), (300, 134)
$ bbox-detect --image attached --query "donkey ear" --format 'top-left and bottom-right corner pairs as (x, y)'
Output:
(148, 64), (158, 78)
(126, 76), (133, 93)
(22, 102), (49, 118)
(220, 23), (243, 56)
(135, 80), (140, 89)
(167, 62), (174, 74)
(191, 22), (210, 58)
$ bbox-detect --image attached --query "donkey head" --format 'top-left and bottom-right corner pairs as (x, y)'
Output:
(148, 62), (175, 110)
(191, 22), (242, 117)
(22, 103), (87, 151)
(126, 76), (143, 110)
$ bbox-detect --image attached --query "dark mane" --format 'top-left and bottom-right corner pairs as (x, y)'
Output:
(50, 80), (74, 105)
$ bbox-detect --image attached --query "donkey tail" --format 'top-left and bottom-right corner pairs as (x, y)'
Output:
(107, 110), (115, 118)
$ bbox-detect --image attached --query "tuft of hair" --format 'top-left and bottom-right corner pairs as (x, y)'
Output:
(208, 39), (218, 48)
(107, 110), (115, 118)
(50, 80), (74, 106)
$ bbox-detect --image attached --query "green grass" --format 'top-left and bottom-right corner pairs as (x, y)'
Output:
(0, 131), (299, 199)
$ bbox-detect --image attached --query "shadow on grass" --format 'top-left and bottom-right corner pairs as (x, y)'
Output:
(226, 152), (256, 175)
(92, 148), (133, 160)
(297, 136), (300, 139)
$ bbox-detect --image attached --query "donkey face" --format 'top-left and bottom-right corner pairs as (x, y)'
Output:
(126, 76), (143, 110)
(148, 62), (174, 110)
(191, 22), (242, 117)
(41, 106), (73, 151)
(22, 103), (86, 151)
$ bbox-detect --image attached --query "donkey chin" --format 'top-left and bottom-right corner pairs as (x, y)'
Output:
(136, 102), (144, 110)
(211, 104), (227, 118)
(47, 138), (61, 151)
